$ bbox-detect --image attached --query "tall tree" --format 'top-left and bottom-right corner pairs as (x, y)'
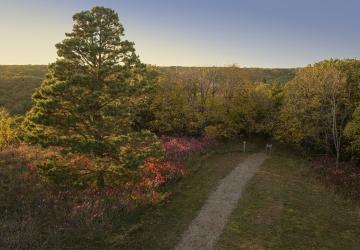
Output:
(24, 6), (162, 187)
(320, 68), (349, 167)
(277, 60), (358, 166)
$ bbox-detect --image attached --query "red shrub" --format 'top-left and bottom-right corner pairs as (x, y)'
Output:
(142, 161), (186, 187)
(3, 143), (61, 171)
(120, 136), (215, 204)
(161, 136), (215, 159)
(68, 154), (95, 170)
(310, 156), (360, 200)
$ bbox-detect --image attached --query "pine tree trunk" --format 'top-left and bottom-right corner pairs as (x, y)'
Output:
(97, 172), (105, 189)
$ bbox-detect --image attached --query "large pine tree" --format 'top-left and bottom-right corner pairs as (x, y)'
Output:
(25, 6), (162, 187)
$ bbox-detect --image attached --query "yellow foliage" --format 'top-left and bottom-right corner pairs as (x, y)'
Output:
(0, 108), (18, 149)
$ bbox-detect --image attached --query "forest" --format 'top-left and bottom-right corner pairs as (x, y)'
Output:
(0, 65), (294, 115)
(1, 6), (360, 250)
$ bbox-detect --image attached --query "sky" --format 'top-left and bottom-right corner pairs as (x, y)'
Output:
(1, 0), (360, 67)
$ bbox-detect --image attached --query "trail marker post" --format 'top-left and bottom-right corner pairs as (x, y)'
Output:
(243, 141), (246, 153)
(266, 143), (272, 155)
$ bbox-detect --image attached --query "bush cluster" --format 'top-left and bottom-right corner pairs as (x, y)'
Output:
(310, 156), (360, 200)
(0, 136), (210, 248)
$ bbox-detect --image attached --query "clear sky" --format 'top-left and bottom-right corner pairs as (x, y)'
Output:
(1, 0), (359, 67)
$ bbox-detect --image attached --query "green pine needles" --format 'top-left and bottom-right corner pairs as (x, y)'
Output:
(24, 6), (163, 188)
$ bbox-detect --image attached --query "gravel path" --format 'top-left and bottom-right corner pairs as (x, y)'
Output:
(174, 152), (268, 250)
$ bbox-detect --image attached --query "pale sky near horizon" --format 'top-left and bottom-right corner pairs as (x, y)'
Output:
(1, 0), (360, 67)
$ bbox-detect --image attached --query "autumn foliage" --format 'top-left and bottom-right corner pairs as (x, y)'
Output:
(0, 135), (212, 248)
(161, 136), (215, 159)
(2, 4), (360, 249)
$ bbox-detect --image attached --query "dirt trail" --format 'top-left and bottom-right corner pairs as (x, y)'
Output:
(174, 152), (267, 250)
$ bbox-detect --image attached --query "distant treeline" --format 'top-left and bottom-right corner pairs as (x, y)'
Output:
(0, 65), (47, 114)
(159, 66), (296, 84)
(0, 65), (295, 114)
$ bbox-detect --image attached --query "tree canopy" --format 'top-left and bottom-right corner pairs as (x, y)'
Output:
(277, 59), (360, 165)
(24, 6), (162, 187)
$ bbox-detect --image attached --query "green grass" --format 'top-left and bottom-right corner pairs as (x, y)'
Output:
(109, 141), (261, 249)
(218, 146), (360, 250)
